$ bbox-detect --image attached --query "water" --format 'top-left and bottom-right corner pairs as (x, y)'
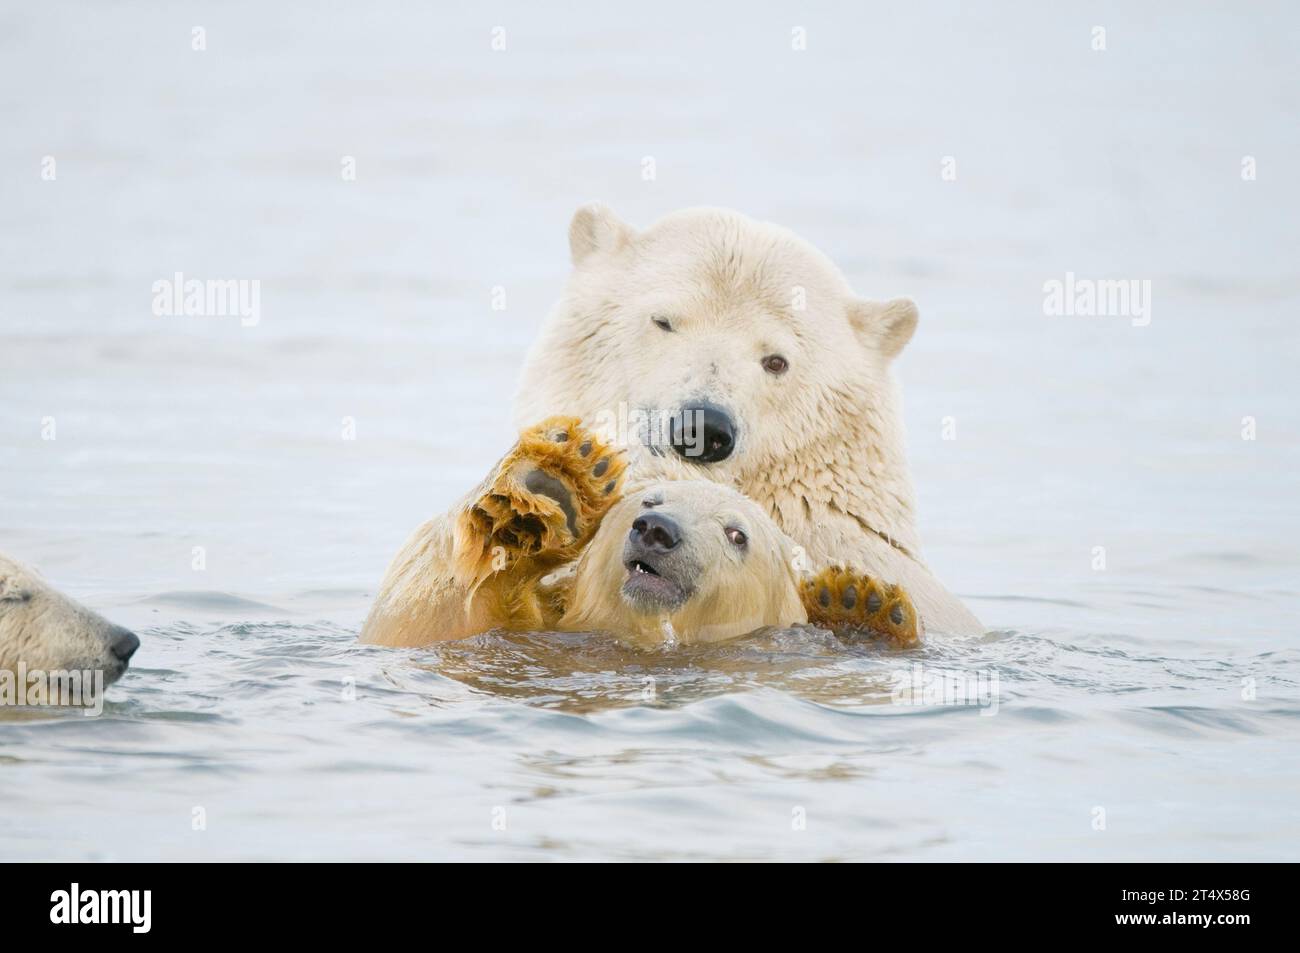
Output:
(2, 1), (1298, 860)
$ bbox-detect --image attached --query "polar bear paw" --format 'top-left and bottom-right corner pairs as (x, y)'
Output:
(456, 416), (627, 584)
(801, 566), (922, 647)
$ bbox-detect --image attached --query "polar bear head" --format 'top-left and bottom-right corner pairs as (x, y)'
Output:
(560, 480), (807, 645)
(515, 205), (920, 544)
(0, 553), (140, 693)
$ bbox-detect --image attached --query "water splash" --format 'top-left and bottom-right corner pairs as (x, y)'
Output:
(659, 617), (678, 649)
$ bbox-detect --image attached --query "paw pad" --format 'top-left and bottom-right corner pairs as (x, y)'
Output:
(456, 416), (628, 583)
(801, 565), (921, 647)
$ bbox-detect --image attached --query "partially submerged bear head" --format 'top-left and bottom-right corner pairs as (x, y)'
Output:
(517, 204), (919, 487)
(0, 553), (140, 702)
(561, 481), (807, 646)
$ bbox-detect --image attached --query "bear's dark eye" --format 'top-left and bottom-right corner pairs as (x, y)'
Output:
(762, 354), (788, 375)
(652, 315), (673, 332)
(725, 527), (747, 547)
(641, 496), (662, 508)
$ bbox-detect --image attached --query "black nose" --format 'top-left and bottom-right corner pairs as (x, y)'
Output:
(108, 626), (140, 663)
(630, 512), (682, 553)
(671, 403), (736, 463)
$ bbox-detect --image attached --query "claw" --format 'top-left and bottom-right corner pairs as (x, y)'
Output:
(453, 416), (628, 588)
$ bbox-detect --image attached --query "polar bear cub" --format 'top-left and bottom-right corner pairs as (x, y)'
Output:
(0, 552), (140, 705)
(362, 418), (920, 648)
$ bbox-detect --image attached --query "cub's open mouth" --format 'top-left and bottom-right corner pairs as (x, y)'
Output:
(628, 559), (659, 576)
(621, 556), (687, 610)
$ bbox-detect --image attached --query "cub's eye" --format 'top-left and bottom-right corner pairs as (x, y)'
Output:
(652, 315), (673, 332)
(725, 527), (747, 547)
(761, 354), (788, 375)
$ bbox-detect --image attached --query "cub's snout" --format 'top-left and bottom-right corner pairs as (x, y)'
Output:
(107, 626), (141, 665)
(621, 506), (696, 613)
(629, 511), (681, 552)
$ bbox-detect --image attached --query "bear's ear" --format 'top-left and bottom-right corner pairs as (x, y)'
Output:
(569, 202), (636, 266)
(0, 571), (32, 602)
(847, 297), (919, 360)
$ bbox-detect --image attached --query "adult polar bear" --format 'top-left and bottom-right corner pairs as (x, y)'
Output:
(515, 204), (982, 636)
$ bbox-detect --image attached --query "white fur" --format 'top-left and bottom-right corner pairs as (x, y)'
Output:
(0, 552), (135, 686)
(562, 480), (806, 646)
(515, 204), (982, 635)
